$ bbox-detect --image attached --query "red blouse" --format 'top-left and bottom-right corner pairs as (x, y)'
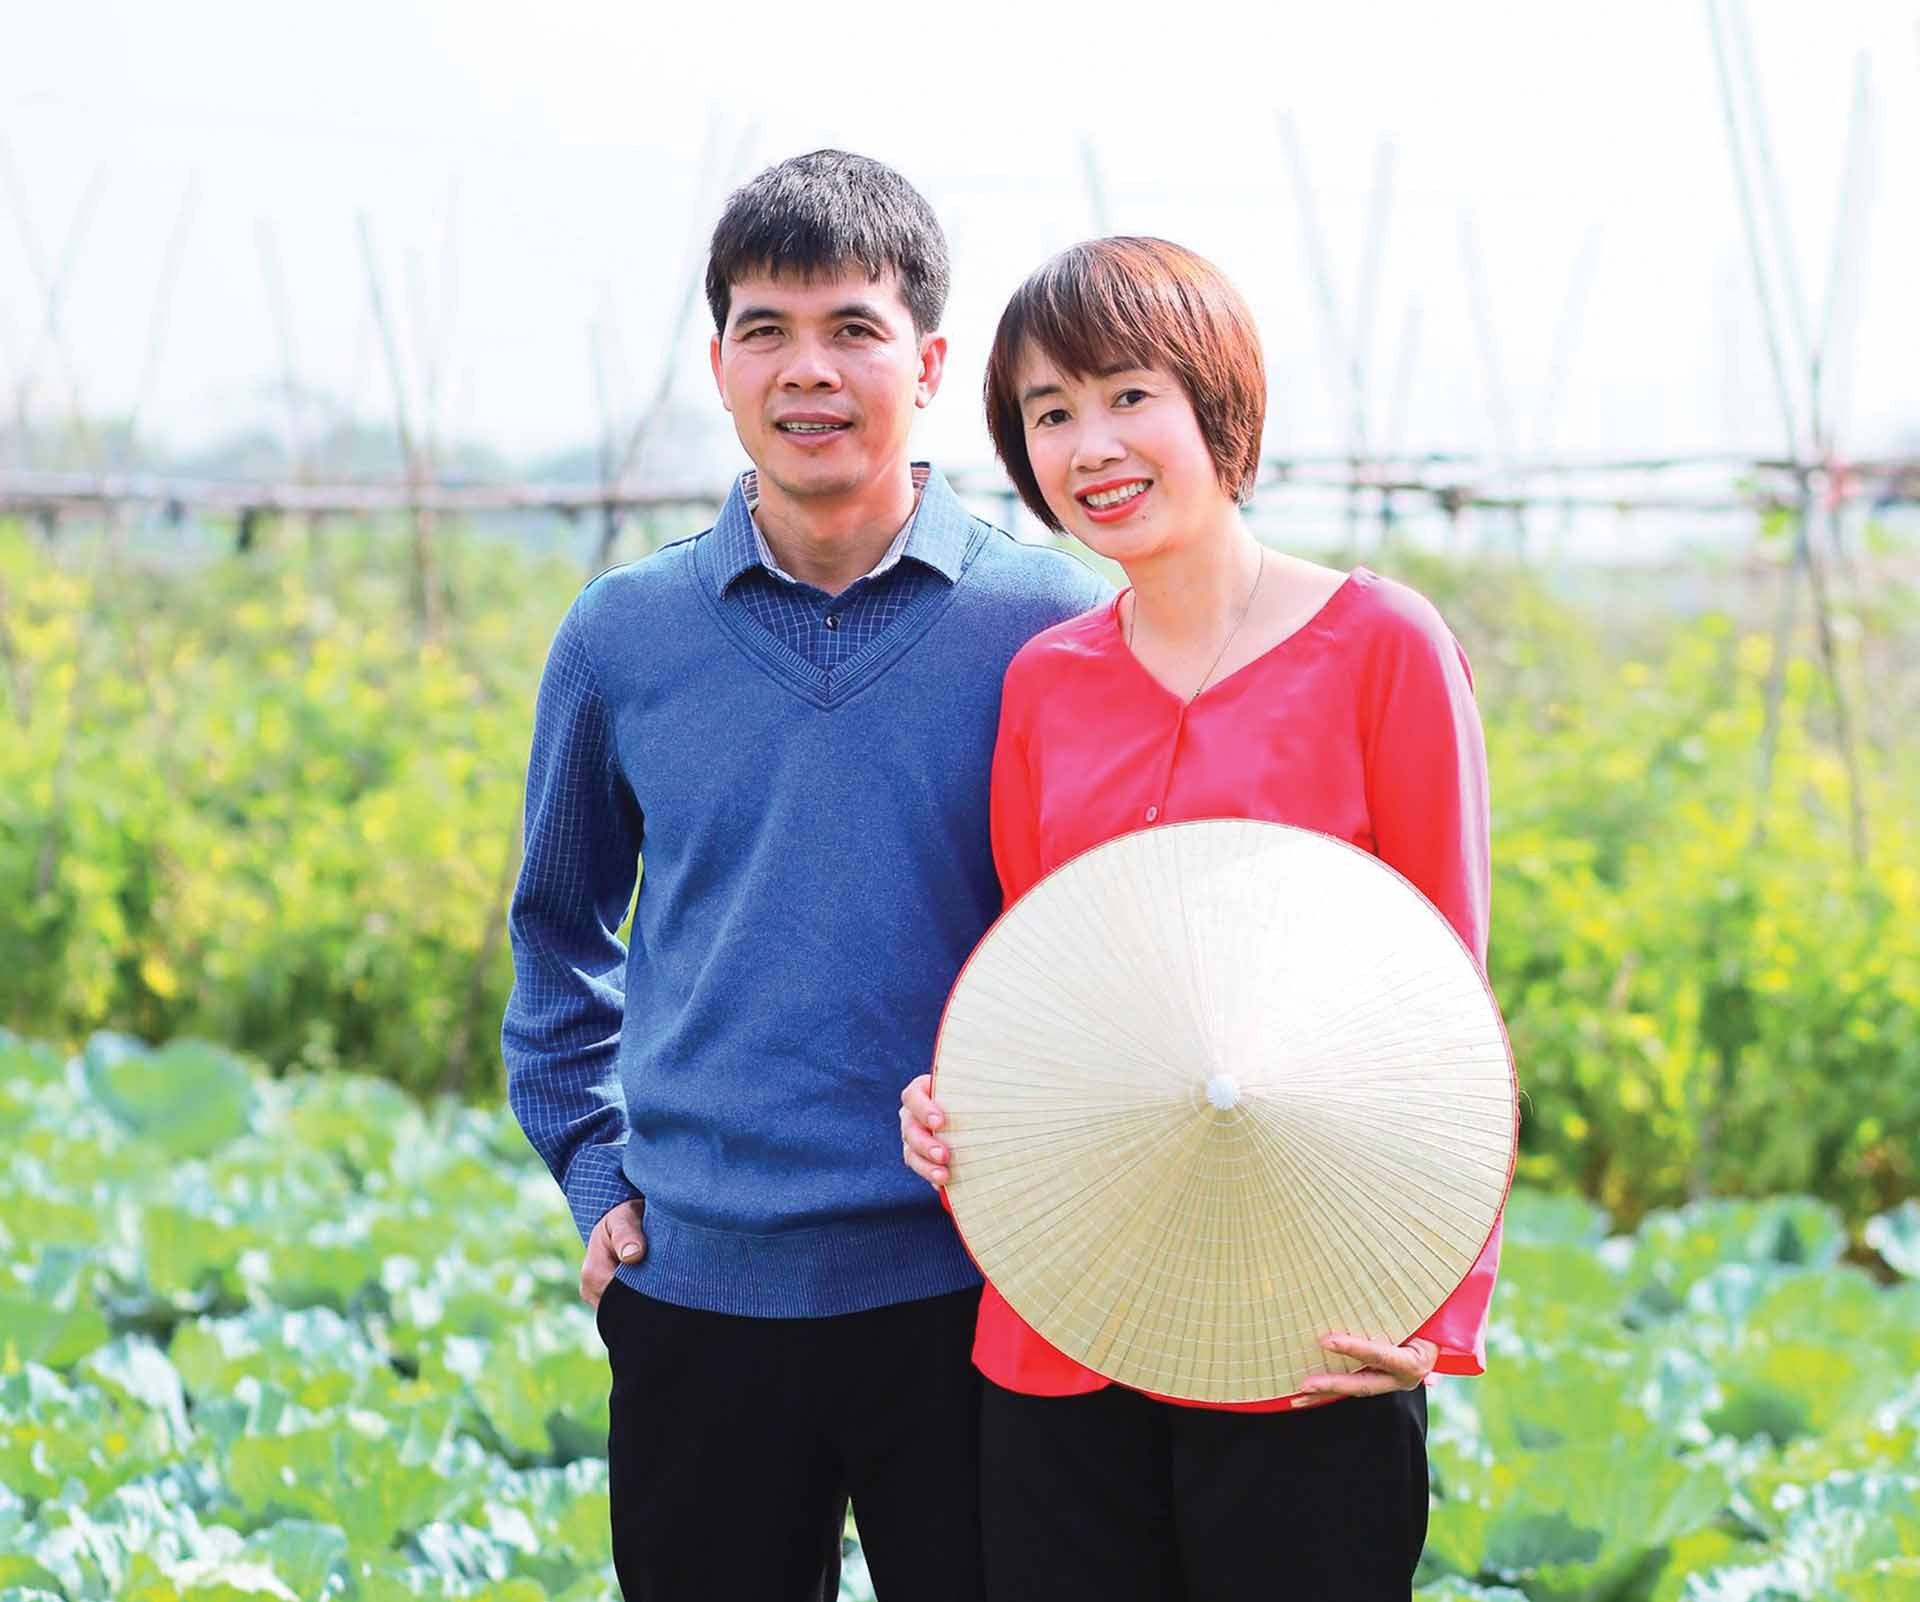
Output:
(967, 565), (1502, 1412)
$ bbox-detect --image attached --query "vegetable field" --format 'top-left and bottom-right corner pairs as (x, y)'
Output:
(5, 526), (1915, 1238)
(2, 1032), (1916, 1600)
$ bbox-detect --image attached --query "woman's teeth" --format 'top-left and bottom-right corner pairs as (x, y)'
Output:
(1085, 483), (1147, 509)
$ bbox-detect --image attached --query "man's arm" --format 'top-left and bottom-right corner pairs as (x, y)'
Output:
(502, 602), (646, 1246)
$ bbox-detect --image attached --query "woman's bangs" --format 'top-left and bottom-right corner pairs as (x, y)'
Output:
(1017, 261), (1158, 384)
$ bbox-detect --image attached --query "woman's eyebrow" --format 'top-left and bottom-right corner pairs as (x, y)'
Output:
(1022, 362), (1147, 405)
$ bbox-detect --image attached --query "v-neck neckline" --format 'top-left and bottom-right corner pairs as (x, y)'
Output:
(689, 534), (977, 710)
(1109, 566), (1368, 709)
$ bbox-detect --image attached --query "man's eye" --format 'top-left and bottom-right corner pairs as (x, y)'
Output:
(840, 324), (875, 339)
(743, 326), (779, 339)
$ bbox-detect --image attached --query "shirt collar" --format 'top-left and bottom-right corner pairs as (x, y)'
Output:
(707, 462), (972, 593)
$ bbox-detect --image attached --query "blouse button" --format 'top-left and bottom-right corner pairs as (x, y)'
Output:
(1145, 805), (1159, 823)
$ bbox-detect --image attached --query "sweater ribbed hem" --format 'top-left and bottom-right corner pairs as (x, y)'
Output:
(608, 1201), (982, 1319)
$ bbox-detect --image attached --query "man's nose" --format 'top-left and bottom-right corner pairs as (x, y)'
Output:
(778, 338), (840, 389)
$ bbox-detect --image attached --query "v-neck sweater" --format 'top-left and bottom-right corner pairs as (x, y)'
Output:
(502, 468), (1108, 1318)
(969, 565), (1503, 1409)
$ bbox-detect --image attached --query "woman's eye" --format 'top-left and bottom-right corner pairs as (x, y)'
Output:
(1115, 388), (1148, 407)
(1031, 408), (1068, 429)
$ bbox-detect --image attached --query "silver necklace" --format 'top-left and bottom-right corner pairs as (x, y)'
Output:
(1127, 547), (1268, 702)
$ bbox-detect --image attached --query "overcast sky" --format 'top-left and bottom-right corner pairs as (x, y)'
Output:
(2, 0), (1916, 475)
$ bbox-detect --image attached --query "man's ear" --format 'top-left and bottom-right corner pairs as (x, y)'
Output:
(710, 333), (732, 412)
(916, 332), (949, 410)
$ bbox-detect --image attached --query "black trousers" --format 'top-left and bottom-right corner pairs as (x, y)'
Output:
(597, 1278), (984, 1602)
(979, 1380), (1429, 1602)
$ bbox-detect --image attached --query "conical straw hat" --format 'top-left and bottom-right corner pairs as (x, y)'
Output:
(933, 818), (1516, 1405)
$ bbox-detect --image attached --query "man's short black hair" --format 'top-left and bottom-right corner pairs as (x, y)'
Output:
(705, 149), (950, 338)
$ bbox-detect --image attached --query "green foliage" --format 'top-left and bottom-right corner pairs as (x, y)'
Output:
(83, 1035), (257, 1160)
(2, 1031), (616, 1599)
(0, 524), (580, 1100)
(1377, 552), (1920, 1230)
(2, 525), (1917, 1224)
(2, 1031), (1918, 1599)
(1865, 1201), (1920, 1279)
(1417, 1185), (1920, 1602)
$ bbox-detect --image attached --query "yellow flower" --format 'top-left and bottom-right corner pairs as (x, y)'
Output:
(139, 953), (181, 999)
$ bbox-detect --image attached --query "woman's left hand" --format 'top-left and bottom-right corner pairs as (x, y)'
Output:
(1295, 1334), (1439, 1403)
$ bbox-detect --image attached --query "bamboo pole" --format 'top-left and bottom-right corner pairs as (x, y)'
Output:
(0, 575), (30, 726)
(1350, 139), (1395, 544)
(127, 177), (200, 460)
(0, 284), (30, 470)
(0, 145), (108, 468)
(5, 454), (1918, 526)
(590, 316), (624, 570)
(1804, 483), (1868, 863)
(1458, 209), (1527, 554)
(1277, 114), (1366, 487)
(1706, 0), (1803, 460)
(438, 806), (523, 1096)
(257, 219), (312, 554)
(610, 122), (757, 498)
(357, 212), (440, 637)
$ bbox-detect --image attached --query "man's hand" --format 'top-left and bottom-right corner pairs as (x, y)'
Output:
(899, 1073), (950, 1188)
(583, 1199), (647, 1309)
(1294, 1334), (1439, 1405)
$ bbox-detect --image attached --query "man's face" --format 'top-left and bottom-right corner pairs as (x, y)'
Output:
(709, 268), (945, 509)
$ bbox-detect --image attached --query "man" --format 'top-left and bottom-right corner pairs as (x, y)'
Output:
(502, 148), (1107, 1601)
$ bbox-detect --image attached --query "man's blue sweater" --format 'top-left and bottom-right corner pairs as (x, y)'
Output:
(503, 467), (1107, 1317)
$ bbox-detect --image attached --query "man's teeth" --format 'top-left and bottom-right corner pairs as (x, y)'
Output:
(1085, 483), (1147, 509)
(780, 422), (843, 433)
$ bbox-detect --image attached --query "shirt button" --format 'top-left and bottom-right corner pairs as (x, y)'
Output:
(1145, 806), (1159, 822)
(824, 614), (840, 630)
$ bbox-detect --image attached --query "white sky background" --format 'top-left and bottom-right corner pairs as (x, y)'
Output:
(2, 0), (1917, 475)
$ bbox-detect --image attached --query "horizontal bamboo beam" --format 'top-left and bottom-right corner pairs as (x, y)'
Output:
(0, 471), (723, 518)
(1, 455), (1915, 523)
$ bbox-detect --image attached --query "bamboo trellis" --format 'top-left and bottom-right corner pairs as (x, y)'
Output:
(3, 448), (1916, 538)
(1, 2), (1912, 907)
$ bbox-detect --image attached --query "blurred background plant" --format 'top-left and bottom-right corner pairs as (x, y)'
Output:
(3, 518), (1914, 1235)
(0, 523), (574, 1102)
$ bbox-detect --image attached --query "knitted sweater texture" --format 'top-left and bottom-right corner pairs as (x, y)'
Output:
(503, 469), (1107, 1317)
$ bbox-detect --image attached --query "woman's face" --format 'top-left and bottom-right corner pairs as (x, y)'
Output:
(1015, 351), (1231, 564)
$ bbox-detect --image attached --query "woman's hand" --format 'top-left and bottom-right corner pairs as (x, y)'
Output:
(899, 1074), (951, 1188)
(1295, 1334), (1439, 1404)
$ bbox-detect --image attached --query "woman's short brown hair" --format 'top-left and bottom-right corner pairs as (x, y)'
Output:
(982, 237), (1267, 532)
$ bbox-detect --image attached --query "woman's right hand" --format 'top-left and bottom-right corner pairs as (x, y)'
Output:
(899, 1073), (951, 1188)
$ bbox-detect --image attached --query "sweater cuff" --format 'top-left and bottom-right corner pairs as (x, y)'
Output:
(562, 1143), (643, 1245)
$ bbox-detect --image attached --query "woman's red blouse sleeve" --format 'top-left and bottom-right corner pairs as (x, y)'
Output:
(1359, 600), (1501, 1375)
(1361, 609), (1491, 965)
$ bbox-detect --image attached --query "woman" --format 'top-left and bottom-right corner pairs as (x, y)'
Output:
(899, 237), (1501, 1601)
